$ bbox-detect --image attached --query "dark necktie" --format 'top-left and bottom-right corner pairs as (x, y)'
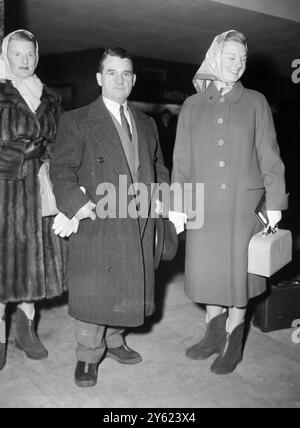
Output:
(120, 105), (132, 141)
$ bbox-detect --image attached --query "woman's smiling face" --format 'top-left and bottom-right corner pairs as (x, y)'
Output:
(220, 40), (247, 84)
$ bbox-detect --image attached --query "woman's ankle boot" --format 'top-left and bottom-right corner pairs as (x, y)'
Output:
(210, 321), (245, 375)
(15, 308), (48, 360)
(186, 312), (227, 360)
(0, 342), (6, 371)
(0, 317), (6, 371)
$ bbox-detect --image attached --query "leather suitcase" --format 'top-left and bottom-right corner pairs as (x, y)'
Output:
(253, 280), (300, 332)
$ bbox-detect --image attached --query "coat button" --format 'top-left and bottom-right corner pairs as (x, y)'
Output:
(217, 118), (224, 124)
(98, 157), (104, 163)
(218, 140), (224, 146)
(218, 161), (226, 168)
(220, 97), (225, 103)
(219, 184), (228, 190)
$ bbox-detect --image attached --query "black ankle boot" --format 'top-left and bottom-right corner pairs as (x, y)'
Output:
(0, 342), (6, 371)
(15, 308), (48, 360)
(210, 322), (245, 375)
(0, 316), (6, 371)
(185, 312), (227, 360)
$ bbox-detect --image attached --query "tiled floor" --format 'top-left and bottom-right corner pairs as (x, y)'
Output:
(0, 243), (299, 408)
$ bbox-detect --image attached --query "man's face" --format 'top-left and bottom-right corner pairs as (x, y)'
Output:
(7, 39), (37, 80)
(96, 55), (136, 104)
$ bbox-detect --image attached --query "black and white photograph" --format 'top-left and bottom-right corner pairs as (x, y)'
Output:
(0, 0), (299, 410)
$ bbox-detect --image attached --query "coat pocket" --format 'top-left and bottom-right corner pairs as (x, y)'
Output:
(243, 175), (264, 190)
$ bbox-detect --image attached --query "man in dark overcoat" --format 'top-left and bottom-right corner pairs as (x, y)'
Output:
(50, 48), (169, 387)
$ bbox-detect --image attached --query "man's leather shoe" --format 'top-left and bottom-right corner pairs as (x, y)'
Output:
(106, 344), (142, 365)
(74, 361), (98, 388)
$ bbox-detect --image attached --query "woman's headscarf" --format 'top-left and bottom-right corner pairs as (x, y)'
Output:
(0, 29), (43, 112)
(193, 30), (244, 94)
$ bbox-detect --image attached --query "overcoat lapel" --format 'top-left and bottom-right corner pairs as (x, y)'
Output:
(129, 104), (155, 238)
(85, 97), (155, 237)
(129, 104), (153, 185)
(86, 97), (132, 177)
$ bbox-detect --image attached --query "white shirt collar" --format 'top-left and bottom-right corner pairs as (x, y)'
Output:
(102, 96), (131, 130)
(102, 96), (128, 115)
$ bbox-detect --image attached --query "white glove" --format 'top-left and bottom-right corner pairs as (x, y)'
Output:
(168, 211), (187, 234)
(52, 212), (79, 238)
(75, 201), (96, 221)
(155, 199), (164, 216)
(267, 210), (282, 229)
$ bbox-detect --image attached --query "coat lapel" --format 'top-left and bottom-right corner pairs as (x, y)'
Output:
(129, 104), (155, 238)
(86, 97), (132, 177)
(85, 98), (155, 237)
(129, 104), (154, 185)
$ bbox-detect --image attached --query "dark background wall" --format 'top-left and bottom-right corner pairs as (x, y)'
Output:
(37, 48), (300, 110)
(37, 49), (197, 108)
(37, 49), (300, 184)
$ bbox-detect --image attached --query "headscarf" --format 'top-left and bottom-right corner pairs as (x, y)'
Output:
(0, 29), (43, 112)
(193, 30), (245, 94)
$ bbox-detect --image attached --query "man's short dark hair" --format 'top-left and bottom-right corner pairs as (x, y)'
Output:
(99, 47), (134, 73)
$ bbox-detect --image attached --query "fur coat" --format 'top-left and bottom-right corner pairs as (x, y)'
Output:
(0, 81), (67, 303)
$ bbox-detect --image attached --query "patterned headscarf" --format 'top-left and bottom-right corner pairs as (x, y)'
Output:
(0, 29), (43, 112)
(193, 30), (246, 94)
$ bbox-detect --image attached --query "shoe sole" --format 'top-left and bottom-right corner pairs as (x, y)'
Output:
(185, 351), (219, 360)
(210, 359), (242, 375)
(74, 378), (97, 388)
(185, 347), (222, 360)
(15, 339), (48, 360)
(106, 352), (142, 365)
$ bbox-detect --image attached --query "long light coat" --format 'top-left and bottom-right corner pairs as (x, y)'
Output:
(172, 82), (288, 307)
(50, 97), (169, 326)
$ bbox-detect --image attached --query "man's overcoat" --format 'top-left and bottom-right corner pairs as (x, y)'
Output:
(51, 97), (168, 326)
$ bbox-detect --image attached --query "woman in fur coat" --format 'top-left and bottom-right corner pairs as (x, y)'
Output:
(0, 30), (66, 370)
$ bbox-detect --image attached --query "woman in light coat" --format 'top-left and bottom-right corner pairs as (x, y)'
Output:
(171, 30), (288, 374)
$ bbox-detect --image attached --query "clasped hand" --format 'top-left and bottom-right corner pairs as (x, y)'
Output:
(52, 201), (96, 238)
(75, 201), (97, 221)
(52, 212), (79, 238)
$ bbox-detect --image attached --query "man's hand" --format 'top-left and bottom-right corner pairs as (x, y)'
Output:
(267, 210), (282, 229)
(155, 199), (164, 216)
(75, 201), (96, 221)
(168, 211), (187, 234)
(52, 212), (79, 238)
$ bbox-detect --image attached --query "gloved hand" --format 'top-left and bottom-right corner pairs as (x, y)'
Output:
(75, 200), (97, 221)
(155, 199), (164, 215)
(168, 210), (187, 234)
(23, 136), (46, 160)
(267, 210), (282, 229)
(52, 212), (79, 238)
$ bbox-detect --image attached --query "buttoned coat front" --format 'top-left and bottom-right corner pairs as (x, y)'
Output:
(172, 82), (288, 307)
(50, 97), (168, 326)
